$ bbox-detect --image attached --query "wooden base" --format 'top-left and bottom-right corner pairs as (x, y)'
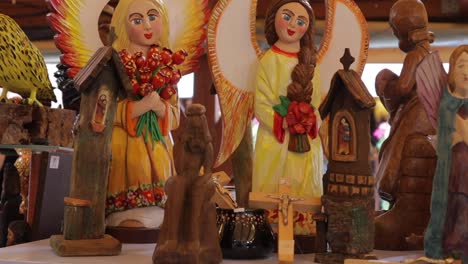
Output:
(105, 226), (159, 243)
(50, 234), (121, 256)
(315, 253), (377, 264)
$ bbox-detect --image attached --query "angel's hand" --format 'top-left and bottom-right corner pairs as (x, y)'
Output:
(375, 69), (398, 97)
(131, 92), (165, 118)
(152, 96), (167, 117)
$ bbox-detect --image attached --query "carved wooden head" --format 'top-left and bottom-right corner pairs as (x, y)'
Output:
(448, 45), (468, 97)
(184, 104), (212, 154)
(111, 0), (169, 52)
(264, 0), (315, 49)
(389, 0), (433, 52)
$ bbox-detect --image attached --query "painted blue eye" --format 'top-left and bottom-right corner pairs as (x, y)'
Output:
(282, 13), (291, 21)
(148, 14), (157, 22)
(131, 18), (142, 25)
(296, 19), (306, 27)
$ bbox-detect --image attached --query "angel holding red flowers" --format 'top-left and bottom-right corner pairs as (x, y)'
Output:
(104, 0), (185, 229)
(253, 0), (323, 200)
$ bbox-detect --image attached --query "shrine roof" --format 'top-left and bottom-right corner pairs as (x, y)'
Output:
(319, 69), (376, 119)
(73, 46), (131, 95)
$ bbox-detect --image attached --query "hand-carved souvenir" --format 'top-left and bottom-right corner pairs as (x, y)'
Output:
(374, 0), (437, 250)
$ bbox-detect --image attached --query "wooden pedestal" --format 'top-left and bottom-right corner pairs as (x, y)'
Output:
(50, 234), (121, 256)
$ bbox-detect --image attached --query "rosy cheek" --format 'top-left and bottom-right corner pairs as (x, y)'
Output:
(151, 21), (162, 35)
(297, 26), (307, 36)
(127, 26), (141, 41)
(276, 19), (289, 31)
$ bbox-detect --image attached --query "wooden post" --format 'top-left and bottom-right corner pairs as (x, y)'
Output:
(50, 48), (125, 256)
(249, 185), (321, 263)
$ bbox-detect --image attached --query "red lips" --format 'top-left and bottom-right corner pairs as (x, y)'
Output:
(287, 29), (295, 36)
(144, 33), (153, 39)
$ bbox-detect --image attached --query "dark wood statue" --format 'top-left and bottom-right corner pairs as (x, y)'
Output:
(315, 49), (376, 264)
(374, 0), (437, 250)
(153, 104), (222, 264)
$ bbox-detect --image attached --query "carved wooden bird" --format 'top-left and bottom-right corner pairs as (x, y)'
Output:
(0, 14), (56, 107)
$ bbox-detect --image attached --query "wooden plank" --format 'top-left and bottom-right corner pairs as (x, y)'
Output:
(256, 0), (466, 21)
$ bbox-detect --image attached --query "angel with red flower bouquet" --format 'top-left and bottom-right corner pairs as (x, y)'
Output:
(119, 46), (186, 145)
(102, 0), (207, 230)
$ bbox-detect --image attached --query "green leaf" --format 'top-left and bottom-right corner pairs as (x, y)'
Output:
(273, 104), (288, 117)
(273, 95), (291, 117)
(279, 95), (291, 106)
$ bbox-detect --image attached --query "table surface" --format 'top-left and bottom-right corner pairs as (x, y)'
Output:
(0, 144), (73, 153)
(0, 239), (425, 264)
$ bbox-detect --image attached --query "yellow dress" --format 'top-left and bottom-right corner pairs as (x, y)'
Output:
(253, 47), (323, 199)
(106, 95), (179, 215)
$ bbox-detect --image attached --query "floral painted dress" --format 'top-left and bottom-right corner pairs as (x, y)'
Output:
(105, 93), (179, 216)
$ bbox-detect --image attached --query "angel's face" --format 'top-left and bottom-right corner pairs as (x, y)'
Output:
(453, 52), (468, 97)
(274, 2), (309, 46)
(126, 0), (163, 51)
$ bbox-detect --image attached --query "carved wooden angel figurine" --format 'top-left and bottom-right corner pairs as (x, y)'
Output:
(417, 45), (468, 262)
(374, 0), (437, 250)
(104, 0), (180, 229)
(254, 0), (322, 202)
(48, 0), (208, 231)
(208, 0), (368, 235)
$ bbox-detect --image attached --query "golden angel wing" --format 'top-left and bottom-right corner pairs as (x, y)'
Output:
(317, 0), (369, 97)
(166, 0), (210, 75)
(47, 0), (108, 78)
(48, 0), (208, 77)
(207, 0), (262, 167)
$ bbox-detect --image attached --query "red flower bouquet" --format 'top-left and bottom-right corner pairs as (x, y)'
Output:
(119, 45), (187, 146)
(273, 96), (318, 152)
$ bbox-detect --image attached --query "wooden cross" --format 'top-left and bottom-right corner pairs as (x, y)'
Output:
(249, 179), (321, 263)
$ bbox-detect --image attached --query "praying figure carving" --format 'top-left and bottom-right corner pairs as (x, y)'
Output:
(153, 104), (222, 264)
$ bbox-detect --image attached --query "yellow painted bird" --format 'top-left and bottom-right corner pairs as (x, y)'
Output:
(0, 13), (56, 107)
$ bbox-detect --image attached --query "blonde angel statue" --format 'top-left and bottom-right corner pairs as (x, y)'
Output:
(48, 0), (209, 230)
(208, 0), (369, 235)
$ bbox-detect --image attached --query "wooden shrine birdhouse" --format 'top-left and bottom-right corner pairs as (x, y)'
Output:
(50, 45), (130, 256)
(315, 49), (376, 262)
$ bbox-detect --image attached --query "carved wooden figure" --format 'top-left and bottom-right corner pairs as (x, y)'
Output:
(315, 49), (376, 264)
(153, 104), (221, 264)
(416, 46), (468, 262)
(250, 2), (324, 252)
(49, 45), (130, 256)
(374, 0), (437, 250)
